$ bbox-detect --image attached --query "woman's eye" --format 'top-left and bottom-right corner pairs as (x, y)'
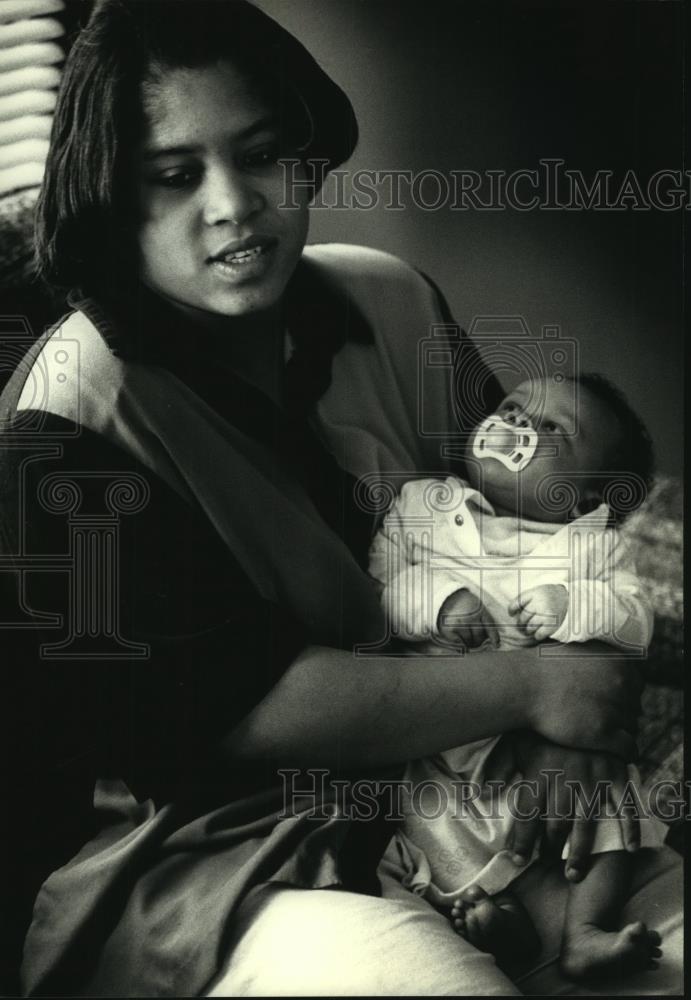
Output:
(151, 169), (199, 190)
(242, 144), (281, 169)
(542, 420), (558, 433)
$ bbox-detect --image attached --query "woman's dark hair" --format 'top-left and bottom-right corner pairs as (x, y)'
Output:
(35, 0), (358, 298)
(572, 372), (655, 522)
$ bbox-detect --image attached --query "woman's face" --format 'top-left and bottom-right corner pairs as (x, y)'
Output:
(135, 61), (310, 317)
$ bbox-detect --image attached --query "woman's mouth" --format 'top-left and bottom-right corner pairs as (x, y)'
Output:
(207, 240), (276, 282)
(216, 245), (264, 264)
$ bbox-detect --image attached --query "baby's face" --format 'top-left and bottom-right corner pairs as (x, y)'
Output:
(465, 378), (615, 521)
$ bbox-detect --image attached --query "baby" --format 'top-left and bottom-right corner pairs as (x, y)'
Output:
(369, 372), (667, 982)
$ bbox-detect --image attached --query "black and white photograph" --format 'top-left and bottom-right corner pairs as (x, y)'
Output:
(0, 0), (685, 995)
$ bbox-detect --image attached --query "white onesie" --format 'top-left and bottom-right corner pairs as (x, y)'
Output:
(369, 476), (666, 905)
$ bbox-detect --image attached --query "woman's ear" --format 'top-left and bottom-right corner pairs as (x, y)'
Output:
(569, 488), (603, 519)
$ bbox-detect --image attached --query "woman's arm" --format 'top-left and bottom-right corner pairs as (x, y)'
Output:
(221, 640), (641, 769)
(1, 415), (640, 784)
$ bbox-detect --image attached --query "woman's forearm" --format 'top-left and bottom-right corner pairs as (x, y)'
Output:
(221, 640), (640, 769)
(221, 643), (538, 768)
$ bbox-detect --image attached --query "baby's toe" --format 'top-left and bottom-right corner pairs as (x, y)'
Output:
(464, 907), (484, 948)
(640, 929), (662, 951)
(460, 884), (487, 905)
(451, 904), (468, 938)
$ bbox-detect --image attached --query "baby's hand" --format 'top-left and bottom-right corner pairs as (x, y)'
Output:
(438, 588), (489, 649)
(509, 584), (568, 642)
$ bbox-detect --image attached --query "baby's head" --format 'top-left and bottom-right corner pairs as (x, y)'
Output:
(465, 373), (654, 523)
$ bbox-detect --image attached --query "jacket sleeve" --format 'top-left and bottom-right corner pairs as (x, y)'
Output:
(0, 413), (308, 802)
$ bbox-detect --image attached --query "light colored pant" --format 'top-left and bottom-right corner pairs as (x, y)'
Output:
(206, 844), (683, 996)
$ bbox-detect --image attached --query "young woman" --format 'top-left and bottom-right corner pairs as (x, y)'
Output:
(0, 1), (681, 994)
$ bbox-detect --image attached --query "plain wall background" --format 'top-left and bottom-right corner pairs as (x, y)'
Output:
(257, 0), (684, 474)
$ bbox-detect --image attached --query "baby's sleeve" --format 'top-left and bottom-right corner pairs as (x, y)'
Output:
(368, 479), (472, 642)
(550, 525), (653, 652)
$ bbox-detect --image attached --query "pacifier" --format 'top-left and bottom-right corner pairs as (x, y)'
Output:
(472, 415), (538, 472)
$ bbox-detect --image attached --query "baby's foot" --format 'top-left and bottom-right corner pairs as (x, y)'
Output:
(560, 920), (662, 982)
(450, 885), (540, 968)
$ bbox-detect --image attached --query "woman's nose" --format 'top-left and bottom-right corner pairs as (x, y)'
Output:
(202, 167), (264, 227)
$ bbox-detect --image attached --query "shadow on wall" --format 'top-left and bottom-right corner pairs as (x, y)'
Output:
(256, 0), (684, 475)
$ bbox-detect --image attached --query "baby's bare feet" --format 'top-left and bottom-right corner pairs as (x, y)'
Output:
(560, 920), (662, 982)
(450, 885), (540, 969)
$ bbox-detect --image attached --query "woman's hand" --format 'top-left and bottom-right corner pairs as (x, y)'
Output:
(506, 732), (640, 882)
(527, 643), (643, 762)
